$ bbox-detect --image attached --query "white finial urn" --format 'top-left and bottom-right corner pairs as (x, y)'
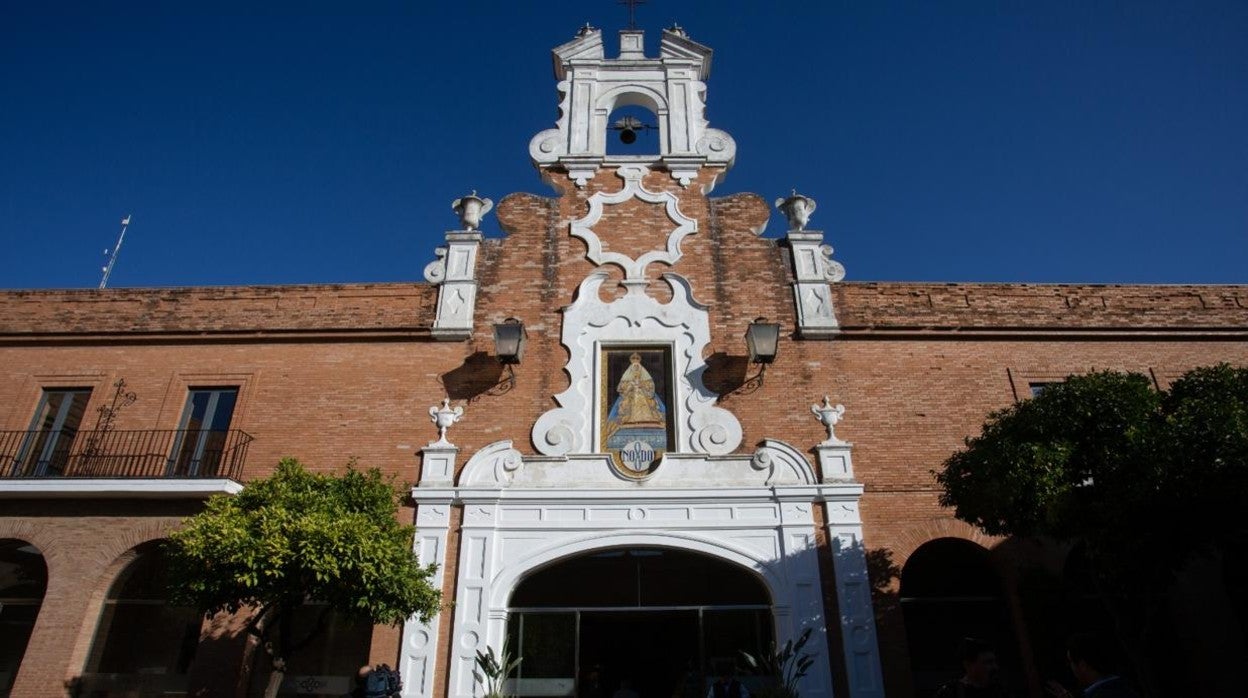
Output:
(429, 398), (464, 446)
(811, 396), (846, 445)
(452, 191), (493, 231)
(776, 190), (817, 232)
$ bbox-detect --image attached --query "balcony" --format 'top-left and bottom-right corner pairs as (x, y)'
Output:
(1, 428), (252, 481)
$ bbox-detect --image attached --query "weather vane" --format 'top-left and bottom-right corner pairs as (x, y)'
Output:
(619, 0), (645, 30)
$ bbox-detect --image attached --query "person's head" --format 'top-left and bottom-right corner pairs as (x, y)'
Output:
(713, 660), (735, 682)
(1066, 632), (1118, 687)
(957, 638), (999, 687)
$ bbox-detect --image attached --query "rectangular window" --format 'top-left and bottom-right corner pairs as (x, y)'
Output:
(168, 387), (238, 476)
(13, 388), (91, 476)
(1029, 382), (1056, 397)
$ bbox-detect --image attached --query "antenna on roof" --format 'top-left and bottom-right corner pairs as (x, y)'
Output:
(98, 214), (132, 289)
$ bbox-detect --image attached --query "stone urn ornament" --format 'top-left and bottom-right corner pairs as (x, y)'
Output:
(811, 396), (847, 445)
(775, 190), (817, 231)
(428, 398), (464, 446)
(452, 191), (493, 231)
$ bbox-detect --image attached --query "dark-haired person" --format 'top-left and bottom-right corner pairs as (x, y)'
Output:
(706, 662), (750, 698)
(934, 638), (1011, 698)
(1044, 633), (1139, 698)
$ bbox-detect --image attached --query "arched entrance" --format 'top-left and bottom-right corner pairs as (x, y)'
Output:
(899, 538), (1018, 697)
(0, 539), (46, 698)
(507, 547), (773, 698)
(80, 542), (203, 696)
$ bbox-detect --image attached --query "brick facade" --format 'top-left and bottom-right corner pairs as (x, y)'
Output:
(1, 158), (1244, 697)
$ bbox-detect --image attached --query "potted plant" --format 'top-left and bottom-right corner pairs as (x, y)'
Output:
(738, 628), (816, 698)
(473, 642), (522, 698)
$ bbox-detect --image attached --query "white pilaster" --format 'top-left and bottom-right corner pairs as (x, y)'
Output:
(817, 449), (884, 698)
(401, 494), (455, 698)
(424, 231), (483, 341)
(786, 230), (845, 338)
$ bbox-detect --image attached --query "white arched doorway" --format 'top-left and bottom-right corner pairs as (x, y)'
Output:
(403, 439), (859, 698)
(504, 544), (774, 698)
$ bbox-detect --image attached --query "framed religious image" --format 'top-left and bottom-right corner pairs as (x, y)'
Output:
(599, 345), (675, 478)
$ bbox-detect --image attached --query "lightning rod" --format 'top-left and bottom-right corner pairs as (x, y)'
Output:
(99, 214), (132, 289)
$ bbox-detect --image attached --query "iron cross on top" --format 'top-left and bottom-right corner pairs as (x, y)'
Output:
(619, 0), (646, 29)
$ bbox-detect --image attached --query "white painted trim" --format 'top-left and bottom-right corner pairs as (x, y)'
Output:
(401, 495), (455, 698)
(0, 478), (242, 498)
(531, 273), (742, 462)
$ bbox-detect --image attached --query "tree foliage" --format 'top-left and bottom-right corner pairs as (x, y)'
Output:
(936, 363), (1248, 586)
(165, 458), (441, 694)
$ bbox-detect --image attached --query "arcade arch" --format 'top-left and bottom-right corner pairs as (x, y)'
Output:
(79, 541), (202, 696)
(899, 538), (1018, 698)
(0, 539), (46, 697)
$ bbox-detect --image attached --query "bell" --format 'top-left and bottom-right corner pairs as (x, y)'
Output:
(619, 127), (637, 144)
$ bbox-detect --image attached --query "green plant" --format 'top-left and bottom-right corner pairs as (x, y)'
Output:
(473, 642), (522, 698)
(738, 627), (815, 698)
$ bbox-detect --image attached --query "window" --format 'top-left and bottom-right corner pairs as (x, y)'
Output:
(12, 388), (91, 476)
(1028, 382), (1056, 397)
(168, 388), (238, 476)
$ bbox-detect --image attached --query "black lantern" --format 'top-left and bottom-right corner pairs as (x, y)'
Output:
(745, 318), (780, 365)
(493, 318), (527, 365)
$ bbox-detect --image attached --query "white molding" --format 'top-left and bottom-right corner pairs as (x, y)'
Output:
(531, 272), (742, 461)
(569, 166), (696, 282)
(456, 439), (823, 491)
(0, 478), (242, 498)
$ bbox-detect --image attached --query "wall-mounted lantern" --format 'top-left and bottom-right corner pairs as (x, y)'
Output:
(493, 318), (528, 365)
(745, 317), (781, 365)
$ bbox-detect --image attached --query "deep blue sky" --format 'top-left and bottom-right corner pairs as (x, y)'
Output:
(2, 1), (1245, 289)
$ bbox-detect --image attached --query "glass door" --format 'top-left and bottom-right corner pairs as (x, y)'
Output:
(168, 388), (237, 476)
(14, 389), (90, 476)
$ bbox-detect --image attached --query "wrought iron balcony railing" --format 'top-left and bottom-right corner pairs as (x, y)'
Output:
(0, 428), (252, 480)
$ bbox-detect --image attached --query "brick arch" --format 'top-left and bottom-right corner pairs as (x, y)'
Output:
(0, 521), (52, 554)
(65, 525), (186, 678)
(890, 518), (1002, 570)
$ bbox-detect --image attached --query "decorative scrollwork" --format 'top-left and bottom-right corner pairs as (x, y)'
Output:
(820, 244), (846, 282)
(423, 247), (448, 284)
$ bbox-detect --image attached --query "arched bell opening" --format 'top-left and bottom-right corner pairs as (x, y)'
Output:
(505, 546), (774, 698)
(605, 105), (661, 156)
(0, 539), (47, 696)
(597, 87), (667, 158)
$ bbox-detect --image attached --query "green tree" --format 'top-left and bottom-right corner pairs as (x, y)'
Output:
(165, 458), (441, 698)
(935, 365), (1248, 696)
